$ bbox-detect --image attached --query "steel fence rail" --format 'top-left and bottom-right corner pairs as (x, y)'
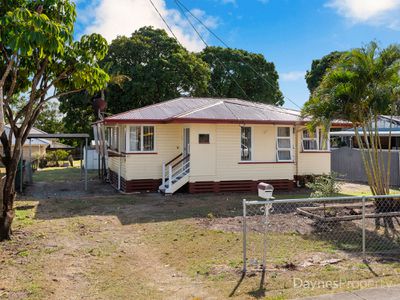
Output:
(242, 194), (400, 274)
(245, 194), (400, 205)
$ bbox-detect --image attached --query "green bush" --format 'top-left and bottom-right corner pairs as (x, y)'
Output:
(306, 172), (342, 198)
(45, 150), (70, 167)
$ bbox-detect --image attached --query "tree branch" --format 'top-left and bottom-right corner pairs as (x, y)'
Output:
(44, 88), (84, 102)
(18, 59), (49, 136)
(6, 67), (18, 101)
(0, 44), (10, 64)
(0, 54), (15, 86)
(38, 67), (74, 99)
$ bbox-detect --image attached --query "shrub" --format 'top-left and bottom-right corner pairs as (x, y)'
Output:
(45, 150), (69, 167)
(306, 172), (342, 198)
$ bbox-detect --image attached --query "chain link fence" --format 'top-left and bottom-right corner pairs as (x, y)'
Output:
(242, 195), (400, 273)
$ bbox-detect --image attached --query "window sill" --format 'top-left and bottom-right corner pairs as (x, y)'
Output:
(122, 152), (158, 155)
(238, 161), (294, 164)
(300, 150), (331, 153)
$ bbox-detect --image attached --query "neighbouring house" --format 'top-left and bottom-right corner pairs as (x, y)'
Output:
(2, 126), (49, 161)
(0, 126), (72, 161)
(330, 115), (400, 186)
(330, 115), (400, 149)
(102, 97), (347, 194)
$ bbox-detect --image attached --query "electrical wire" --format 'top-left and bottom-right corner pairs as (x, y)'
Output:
(174, 0), (302, 109)
(148, 0), (181, 45)
(173, 0), (250, 100)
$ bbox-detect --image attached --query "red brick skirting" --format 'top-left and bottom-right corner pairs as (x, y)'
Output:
(109, 170), (161, 192)
(110, 170), (294, 193)
(188, 179), (294, 193)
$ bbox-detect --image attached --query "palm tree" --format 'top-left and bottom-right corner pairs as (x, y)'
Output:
(302, 42), (400, 234)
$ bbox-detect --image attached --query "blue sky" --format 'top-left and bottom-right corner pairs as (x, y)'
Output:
(75, 0), (400, 109)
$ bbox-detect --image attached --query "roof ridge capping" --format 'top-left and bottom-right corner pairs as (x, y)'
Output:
(223, 98), (302, 118)
(173, 99), (224, 119)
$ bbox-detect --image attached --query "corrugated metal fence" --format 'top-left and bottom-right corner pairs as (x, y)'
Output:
(331, 147), (400, 186)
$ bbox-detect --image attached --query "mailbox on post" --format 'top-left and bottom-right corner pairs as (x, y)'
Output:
(257, 182), (274, 199)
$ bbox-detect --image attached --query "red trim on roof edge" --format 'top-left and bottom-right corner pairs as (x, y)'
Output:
(104, 119), (304, 125)
(103, 118), (350, 127)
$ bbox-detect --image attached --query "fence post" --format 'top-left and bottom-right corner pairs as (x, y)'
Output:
(242, 199), (247, 274)
(262, 203), (268, 272)
(362, 196), (366, 260)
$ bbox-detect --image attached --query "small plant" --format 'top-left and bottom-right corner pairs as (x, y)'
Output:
(207, 212), (215, 219)
(306, 172), (342, 198)
(306, 172), (342, 217)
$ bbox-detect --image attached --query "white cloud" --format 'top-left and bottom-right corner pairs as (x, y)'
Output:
(78, 0), (218, 52)
(280, 71), (305, 82)
(327, 0), (400, 29)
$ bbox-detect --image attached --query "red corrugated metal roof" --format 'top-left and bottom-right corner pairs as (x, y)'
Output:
(104, 97), (348, 126)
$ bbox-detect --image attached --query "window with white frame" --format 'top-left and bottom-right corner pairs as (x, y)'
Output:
(277, 127), (292, 161)
(106, 127), (119, 151)
(241, 127), (252, 161)
(128, 125), (155, 152)
(302, 129), (329, 151)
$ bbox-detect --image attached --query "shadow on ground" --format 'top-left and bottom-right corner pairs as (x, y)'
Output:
(23, 171), (400, 263)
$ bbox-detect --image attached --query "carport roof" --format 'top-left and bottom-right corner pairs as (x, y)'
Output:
(104, 97), (348, 126)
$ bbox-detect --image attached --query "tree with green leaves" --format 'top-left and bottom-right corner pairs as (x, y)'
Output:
(199, 46), (283, 105)
(9, 97), (64, 133)
(305, 51), (344, 93)
(34, 101), (64, 133)
(302, 42), (400, 234)
(60, 27), (210, 132)
(0, 0), (109, 240)
(102, 26), (210, 113)
(59, 91), (94, 139)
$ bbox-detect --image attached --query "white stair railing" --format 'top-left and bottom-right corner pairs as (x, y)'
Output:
(160, 154), (190, 193)
(168, 164), (172, 187)
(162, 163), (166, 186)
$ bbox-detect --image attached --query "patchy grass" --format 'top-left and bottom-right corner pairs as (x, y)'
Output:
(139, 219), (400, 299)
(1, 180), (400, 299)
(33, 166), (97, 182)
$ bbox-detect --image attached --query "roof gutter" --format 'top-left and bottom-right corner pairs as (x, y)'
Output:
(103, 118), (351, 127)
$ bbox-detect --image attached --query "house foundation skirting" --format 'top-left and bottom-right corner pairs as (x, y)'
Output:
(189, 179), (294, 193)
(110, 170), (294, 193)
(109, 170), (161, 192)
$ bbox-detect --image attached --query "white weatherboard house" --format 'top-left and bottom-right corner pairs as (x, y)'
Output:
(102, 97), (345, 194)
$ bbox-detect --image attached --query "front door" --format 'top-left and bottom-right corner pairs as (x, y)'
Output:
(183, 128), (190, 157)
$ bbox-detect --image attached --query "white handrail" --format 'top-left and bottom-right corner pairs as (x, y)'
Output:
(168, 165), (172, 187)
(162, 163), (166, 186)
(163, 157), (190, 192)
(171, 161), (190, 179)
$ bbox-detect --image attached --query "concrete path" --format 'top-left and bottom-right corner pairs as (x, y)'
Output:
(300, 285), (400, 300)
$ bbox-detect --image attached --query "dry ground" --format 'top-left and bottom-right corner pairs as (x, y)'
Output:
(1, 169), (400, 300)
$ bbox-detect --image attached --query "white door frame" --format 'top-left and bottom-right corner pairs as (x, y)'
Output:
(183, 127), (190, 157)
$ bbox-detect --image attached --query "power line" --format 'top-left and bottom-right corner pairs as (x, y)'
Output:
(173, 0), (250, 100)
(174, 0), (301, 109)
(146, 0), (223, 97)
(147, 0), (181, 44)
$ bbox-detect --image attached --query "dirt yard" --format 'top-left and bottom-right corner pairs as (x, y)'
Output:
(1, 169), (400, 300)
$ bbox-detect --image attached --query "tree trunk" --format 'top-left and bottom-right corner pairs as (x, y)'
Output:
(0, 175), (16, 240)
(0, 140), (22, 241)
(0, 87), (5, 134)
